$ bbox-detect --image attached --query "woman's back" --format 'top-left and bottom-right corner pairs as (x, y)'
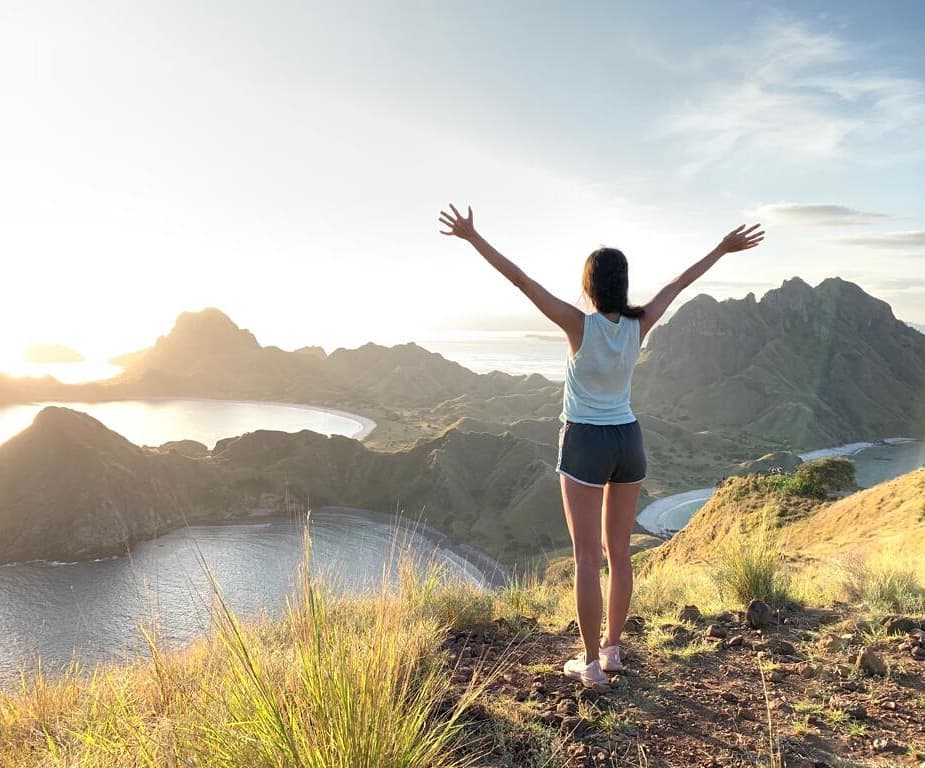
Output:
(561, 312), (640, 425)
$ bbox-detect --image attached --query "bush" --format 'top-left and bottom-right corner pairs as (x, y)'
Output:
(712, 514), (794, 607)
(757, 456), (855, 499)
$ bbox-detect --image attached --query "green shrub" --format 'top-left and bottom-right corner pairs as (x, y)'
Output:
(757, 456), (855, 499)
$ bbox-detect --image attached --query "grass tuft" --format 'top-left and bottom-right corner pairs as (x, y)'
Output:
(712, 510), (794, 608)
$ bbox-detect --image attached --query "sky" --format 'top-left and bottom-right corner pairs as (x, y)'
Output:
(1, 0), (923, 366)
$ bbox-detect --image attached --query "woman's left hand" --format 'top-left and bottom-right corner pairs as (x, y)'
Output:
(438, 204), (476, 241)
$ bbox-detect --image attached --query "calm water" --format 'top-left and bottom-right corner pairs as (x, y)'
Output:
(638, 439), (925, 536)
(0, 509), (491, 688)
(0, 398), (374, 449)
(419, 331), (567, 381)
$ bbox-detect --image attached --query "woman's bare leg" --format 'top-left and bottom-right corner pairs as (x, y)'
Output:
(602, 481), (642, 646)
(560, 475), (604, 663)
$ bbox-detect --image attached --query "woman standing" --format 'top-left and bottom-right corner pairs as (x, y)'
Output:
(439, 203), (764, 688)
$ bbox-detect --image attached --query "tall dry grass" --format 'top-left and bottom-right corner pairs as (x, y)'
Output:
(0, 531), (504, 768)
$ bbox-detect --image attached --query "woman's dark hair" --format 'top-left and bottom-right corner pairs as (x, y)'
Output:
(582, 247), (645, 317)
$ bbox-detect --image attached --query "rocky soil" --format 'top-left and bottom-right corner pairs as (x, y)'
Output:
(443, 605), (925, 767)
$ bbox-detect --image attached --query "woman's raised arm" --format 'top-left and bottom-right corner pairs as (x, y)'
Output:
(439, 203), (584, 352)
(639, 224), (765, 342)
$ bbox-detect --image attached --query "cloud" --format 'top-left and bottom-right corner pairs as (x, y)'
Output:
(828, 231), (925, 250)
(665, 21), (925, 174)
(750, 203), (889, 226)
(867, 276), (925, 291)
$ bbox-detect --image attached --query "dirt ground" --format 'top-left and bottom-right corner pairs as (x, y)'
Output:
(443, 608), (925, 768)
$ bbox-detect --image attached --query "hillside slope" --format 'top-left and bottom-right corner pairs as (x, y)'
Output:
(0, 408), (236, 562)
(0, 407), (567, 564)
(646, 465), (925, 573)
(632, 277), (925, 448)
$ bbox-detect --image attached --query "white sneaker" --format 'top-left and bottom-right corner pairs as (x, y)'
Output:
(599, 643), (624, 673)
(563, 654), (609, 689)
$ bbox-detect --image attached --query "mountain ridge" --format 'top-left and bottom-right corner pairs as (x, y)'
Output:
(0, 407), (565, 564)
(633, 276), (925, 448)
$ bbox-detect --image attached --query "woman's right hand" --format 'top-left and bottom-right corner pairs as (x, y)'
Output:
(438, 204), (477, 241)
(716, 224), (765, 254)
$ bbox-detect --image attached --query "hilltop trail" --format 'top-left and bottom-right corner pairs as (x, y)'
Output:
(444, 607), (925, 767)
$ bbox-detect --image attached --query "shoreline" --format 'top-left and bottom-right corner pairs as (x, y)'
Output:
(138, 396), (378, 442)
(0, 505), (509, 590)
(310, 506), (510, 589)
(1, 397), (378, 445)
(636, 436), (924, 537)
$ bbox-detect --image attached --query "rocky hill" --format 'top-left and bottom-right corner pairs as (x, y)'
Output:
(0, 408), (237, 562)
(633, 277), (925, 449)
(0, 407), (566, 564)
(101, 308), (557, 411)
(2, 280), (922, 499)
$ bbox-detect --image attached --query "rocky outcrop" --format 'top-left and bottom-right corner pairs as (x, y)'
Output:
(0, 408), (238, 563)
(0, 407), (566, 564)
(632, 277), (925, 448)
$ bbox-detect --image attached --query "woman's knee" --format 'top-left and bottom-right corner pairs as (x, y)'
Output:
(604, 540), (630, 566)
(573, 544), (602, 574)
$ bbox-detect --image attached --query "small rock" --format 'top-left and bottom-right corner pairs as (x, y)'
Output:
(716, 610), (737, 624)
(768, 639), (796, 656)
(745, 599), (772, 629)
(797, 662), (818, 678)
(556, 699), (578, 715)
(720, 691), (739, 703)
(706, 623), (729, 639)
(726, 634), (745, 648)
(856, 646), (887, 676)
(735, 707), (757, 721)
(768, 698), (792, 714)
(624, 615), (646, 633)
(912, 646), (925, 660)
(817, 633), (846, 653)
(882, 616), (920, 635)
(768, 669), (787, 683)
(560, 715), (582, 733)
(872, 737), (892, 752)
(660, 623), (692, 645)
(881, 699), (897, 710)
(514, 690), (527, 702)
(531, 682), (547, 695)
(835, 663), (855, 678)
(677, 604), (702, 623)
(829, 696), (867, 719)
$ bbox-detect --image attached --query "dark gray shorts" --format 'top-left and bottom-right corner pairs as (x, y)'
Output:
(556, 420), (647, 487)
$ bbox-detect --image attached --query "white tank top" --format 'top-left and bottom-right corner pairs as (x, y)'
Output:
(560, 312), (641, 425)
